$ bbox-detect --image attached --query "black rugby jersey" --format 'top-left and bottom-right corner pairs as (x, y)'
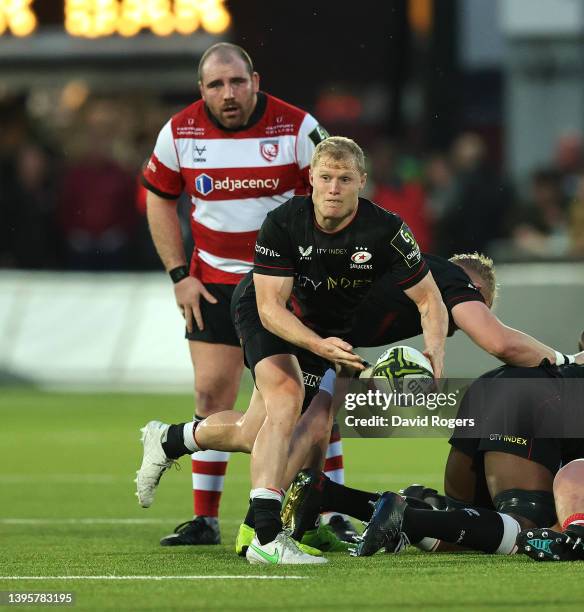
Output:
(348, 253), (485, 346)
(253, 195), (428, 337)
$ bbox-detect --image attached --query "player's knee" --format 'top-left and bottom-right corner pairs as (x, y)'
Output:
(194, 375), (238, 414)
(554, 459), (584, 498)
(493, 489), (556, 527)
(264, 389), (303, 432)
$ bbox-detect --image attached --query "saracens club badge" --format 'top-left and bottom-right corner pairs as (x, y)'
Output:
(260, 139), (279, 162)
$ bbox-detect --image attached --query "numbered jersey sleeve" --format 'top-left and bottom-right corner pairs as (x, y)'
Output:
(294, 115), (329, 193)
(386, 220), (429, 290)
(253, 214), (295, 277)
(141, 119), (183, 200)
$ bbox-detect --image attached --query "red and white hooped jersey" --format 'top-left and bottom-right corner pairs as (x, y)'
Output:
(142, 92), (327, 284)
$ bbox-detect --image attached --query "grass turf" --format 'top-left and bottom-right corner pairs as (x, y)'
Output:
(1, 388), (583, 611)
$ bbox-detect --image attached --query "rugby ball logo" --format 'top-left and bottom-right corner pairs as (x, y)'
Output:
(351, 251), (372, 263)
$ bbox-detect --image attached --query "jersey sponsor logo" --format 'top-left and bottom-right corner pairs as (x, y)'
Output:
(309, 125), (330, 146)
(259, 139), (279, 162)
(390, 223), (421, 268)
(194, 173), (281, 196)
(296, 274), (322, 290)
(195, 173), (214, 196)
(255, 243), (280, 258)
(316, 248), (347, 255)
(298, 245), (313, 260)
(192, 143), (207, 162)
(176, 126), (205, 137)
(302, 372), (323, 388)
(147, 159), (157, 173)
(326, 276), (373, 290)
(265, 123), (296, 136)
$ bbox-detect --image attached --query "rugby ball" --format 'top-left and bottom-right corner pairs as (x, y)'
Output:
(371, 345), (434, 393)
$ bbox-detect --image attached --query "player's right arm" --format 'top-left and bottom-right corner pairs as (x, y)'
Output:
(146, 192), (217, 333)
(452, 300), (570, 366)
(143, 119), (216, 332)
(253, 273), (364, 369)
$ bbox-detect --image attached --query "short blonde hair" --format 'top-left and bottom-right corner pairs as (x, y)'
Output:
(449, 252), (498, 306)
(311, 136), (366, 175)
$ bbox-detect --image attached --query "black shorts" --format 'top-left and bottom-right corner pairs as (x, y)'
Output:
(231, 275), (331, 411)
(449, 436), (563, 476)
(185, 283), (240, 347)
(449, 364), (584, 475)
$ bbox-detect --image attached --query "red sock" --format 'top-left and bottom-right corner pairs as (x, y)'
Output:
(324, 423), (344, 484)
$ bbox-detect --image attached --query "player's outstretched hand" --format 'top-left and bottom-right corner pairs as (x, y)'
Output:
(575, 351), (584, 365)
(174, 276), (218, 332)
(316, 337), (366, 370)
(423, 347), (444, 379)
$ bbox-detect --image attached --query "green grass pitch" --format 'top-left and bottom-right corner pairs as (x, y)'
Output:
(1, 387), (584, 611)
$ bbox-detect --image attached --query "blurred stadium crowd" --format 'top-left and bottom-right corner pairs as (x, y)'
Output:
(1, 91), (584, 272)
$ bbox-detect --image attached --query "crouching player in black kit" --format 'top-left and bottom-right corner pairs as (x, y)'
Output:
(350, 356), (584, 557)
(518, 333), (584, 562)
(136, 136), (449, 564)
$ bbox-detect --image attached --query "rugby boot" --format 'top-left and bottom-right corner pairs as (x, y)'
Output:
(517, 525), (584, 562)
(353, 491), (409, 556)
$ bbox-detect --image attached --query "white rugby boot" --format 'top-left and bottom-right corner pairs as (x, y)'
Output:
(135, 420), (176, 508)
(246, 531), (328, 565)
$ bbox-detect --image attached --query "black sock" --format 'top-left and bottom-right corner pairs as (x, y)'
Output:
(252, 498), (282, 545)
(243, 502), (255, 529)
(322, 479), (379, 522)
(161, 423), (191, 459)
(403, 506), (504, 553)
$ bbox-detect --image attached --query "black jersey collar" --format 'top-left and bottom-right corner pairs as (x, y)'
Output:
(204, 92), (267, 133)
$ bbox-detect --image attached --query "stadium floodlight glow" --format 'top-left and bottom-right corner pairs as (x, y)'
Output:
(62, 0), (230, 38)
(0, 0), (37, 37)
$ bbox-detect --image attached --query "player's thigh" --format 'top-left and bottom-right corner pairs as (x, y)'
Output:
(189, 341), (244, 412)
(484, 450), (555, 496)
(444, 446), (478, 504)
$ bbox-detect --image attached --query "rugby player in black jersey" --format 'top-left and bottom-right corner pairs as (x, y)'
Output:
(135, 136), (449, 564)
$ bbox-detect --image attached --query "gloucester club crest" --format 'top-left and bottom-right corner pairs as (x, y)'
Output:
(260, 139), (279, 162)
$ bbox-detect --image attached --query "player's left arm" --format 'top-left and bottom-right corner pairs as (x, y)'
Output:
(452, 300), (578, 366)
(403, 272), (448, 378)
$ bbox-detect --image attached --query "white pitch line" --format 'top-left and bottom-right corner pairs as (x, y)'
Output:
(0, 518), (242, 525)
(0, 473), (442, 485)
(0, 575), (307, 581)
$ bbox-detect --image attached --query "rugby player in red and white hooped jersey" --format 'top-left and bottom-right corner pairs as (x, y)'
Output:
(141, 42), (348, 546)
